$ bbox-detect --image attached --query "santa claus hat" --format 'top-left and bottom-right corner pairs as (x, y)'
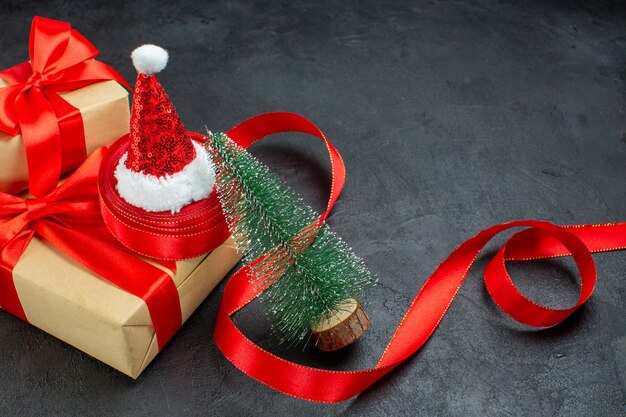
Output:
(114, 44), (214, 213)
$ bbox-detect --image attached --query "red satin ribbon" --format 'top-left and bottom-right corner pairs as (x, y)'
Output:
(0, 149), (181, 350)
(0, 16), (130, 197)
(213, 113), (626, 403)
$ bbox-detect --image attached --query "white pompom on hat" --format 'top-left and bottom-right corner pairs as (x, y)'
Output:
(131, 44), (169, 75)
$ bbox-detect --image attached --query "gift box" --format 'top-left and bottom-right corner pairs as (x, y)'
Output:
(0, 16), (130, 196)
(12, 236), (239, 378)
(0, 79), (129, 195)
(0, 149), (241, 378)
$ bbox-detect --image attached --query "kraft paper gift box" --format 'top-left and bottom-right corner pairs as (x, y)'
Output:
(0, 79), (130, 194)
(8, 235), (240, 378)
(0, 16), (241, 379)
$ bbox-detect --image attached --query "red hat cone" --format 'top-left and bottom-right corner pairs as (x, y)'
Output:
(113, 44), (214, 213)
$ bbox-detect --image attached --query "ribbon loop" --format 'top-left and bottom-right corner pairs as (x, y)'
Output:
(25, 72), (45, 89)
(485, 224), (597, 327)
(24, 198), (49, 221)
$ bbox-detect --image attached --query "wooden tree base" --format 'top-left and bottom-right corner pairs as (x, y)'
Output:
(310, 298), (370, 352)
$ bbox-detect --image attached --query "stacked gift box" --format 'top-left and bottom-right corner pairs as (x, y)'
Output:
(0, 16), (240, 378)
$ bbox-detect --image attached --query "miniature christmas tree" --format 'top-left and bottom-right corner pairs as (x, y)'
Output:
(207, 132), (375, 349)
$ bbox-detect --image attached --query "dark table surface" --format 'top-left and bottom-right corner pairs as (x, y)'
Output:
(1, 1), (624, 416)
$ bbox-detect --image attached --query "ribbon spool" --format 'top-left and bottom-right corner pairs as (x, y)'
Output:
(98, 134), (230, 260)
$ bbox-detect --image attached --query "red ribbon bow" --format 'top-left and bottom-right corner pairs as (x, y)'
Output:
(0, 16), (130, 197)
(0, 148), (181, 350)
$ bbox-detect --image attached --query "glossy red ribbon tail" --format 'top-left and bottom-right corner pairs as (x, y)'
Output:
(48, 91), (87, 172)
(0, 230), (31, 321)
(15, 89), (63, 196)
(213, 112), (626, 403)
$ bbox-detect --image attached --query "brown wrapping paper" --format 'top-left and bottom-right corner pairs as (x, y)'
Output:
(10, 237), (241, 378)
(0, 79), (130, 194)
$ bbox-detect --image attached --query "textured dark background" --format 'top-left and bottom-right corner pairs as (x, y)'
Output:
(0, 1), (624, 416)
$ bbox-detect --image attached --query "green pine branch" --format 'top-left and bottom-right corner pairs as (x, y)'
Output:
(207, 132), (376, 345)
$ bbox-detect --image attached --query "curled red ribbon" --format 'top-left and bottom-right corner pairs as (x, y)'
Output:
(212, 113), (626, 403)
(0, 149), (181, 350)
(0, 16), (130, 197)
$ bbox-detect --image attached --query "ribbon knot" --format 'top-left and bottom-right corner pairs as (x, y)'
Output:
(25, 72), (46, 89)
(25, 198), (49, 221)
